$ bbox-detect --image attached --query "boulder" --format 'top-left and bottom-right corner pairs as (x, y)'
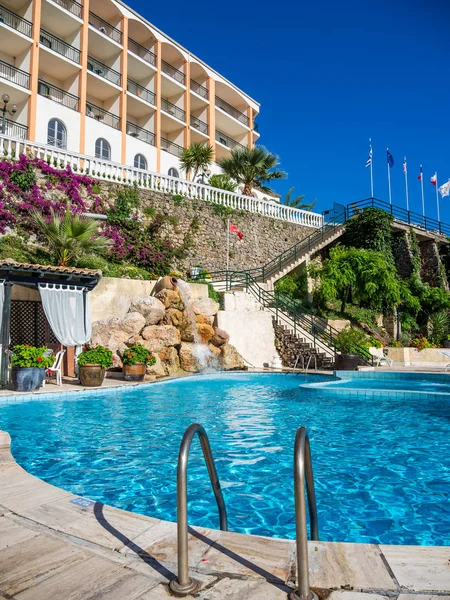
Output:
(179, 342), (201, 372)
(127, 335), (145, 346)
(211, 327), (230, 347)
(155, 288), (185, 310)
(159, 346), (180, 375)
(91, 312), (146, 354)
(141, 324), (181, 353)
(220, 344), (245, 370)
(191, 297), (219, 317)
(196, 314), (213, 326)
(163, 308), (184, 327)
(208, 343), (221, 359)
(179, 322), (214, 344)
(129, 297), (165, 325)
(146, 354), (166, 378)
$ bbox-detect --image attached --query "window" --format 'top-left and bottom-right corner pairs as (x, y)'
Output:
(134, 154), (147, 170)
(47, 118), (67, 149)
(168, 167), (179, 178)
(95, 138), (110, 160)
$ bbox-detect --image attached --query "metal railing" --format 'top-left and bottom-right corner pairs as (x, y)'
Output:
(126, 121), (155, 146)
(128, 37), (156, 67)
(38, 79), (79, 111)
(40, 28), (80, 63)
(216, 96), (249, 126)
(49, 0), (82, 18)
(215, 129), (246, 151)
(0, 132), (323, 227)
(190, 79), (208, 100)
(0, 5), (32, 37)
(169, 423), (227, 596)
(161, 137), (184, 157)
(190, 115), (208, 135)
(0, 118), (27, 139)
(0, 60), (30, 89)
(290, 427), (319, 600)
(86, 103), (120, 129)
(88, 11), (122, 44)
(87, 56), (121, 86)
(161, 59), (185, 85)
(161, 97), (185, 122)
(127, 79), (155, 105)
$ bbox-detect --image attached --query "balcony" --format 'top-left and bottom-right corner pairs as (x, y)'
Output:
(190, 79), (208, 100)
(0, 117), (28, 140)
(0, 6), (32, 37)
(88, 11), (122, 60)
(38, 79), (79, 111)
(161, 137), (184, 158)
(161, 97), (185, 122)
(0, 6), (32, 55)
(0, 60), (30, 94)
(128, 38), (156, 67)
(89, 12), (122, 44)
(127, 79), (155, 118)
(86, 102), (120, 129)
(87, 56), (121, 99)
(47, 0), (82, 19)
(161, 59), (185, 90)
(126, 122), (155, 146)
(190, 115), (208, 136)
(42, 0), (82, 38)
(215, 130), (246, 160)
(215, 96), (249, 135)
(40, 29), (80, 63)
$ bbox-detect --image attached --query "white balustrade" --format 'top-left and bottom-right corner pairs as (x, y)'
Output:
(0, 134), (324, 228)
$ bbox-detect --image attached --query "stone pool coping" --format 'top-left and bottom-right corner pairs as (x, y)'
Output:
(0, 429), (449, 599)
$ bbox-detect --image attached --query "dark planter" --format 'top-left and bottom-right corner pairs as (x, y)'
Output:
(335, 353), (361, 371)
(10, 367), (46, 392)
(123, 363), (146, 381)
(443, 341), (450, 349)
(79, 364), (106, 387)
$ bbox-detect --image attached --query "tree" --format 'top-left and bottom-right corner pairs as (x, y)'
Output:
(208, 174), (237, 192)
(179, 143), (214, 181)
(218, 146), (286, 196)
(283, 187), (317, 211)
(31, 205), (112, 267)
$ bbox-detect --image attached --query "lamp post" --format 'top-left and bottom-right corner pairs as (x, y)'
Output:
(1, 94), (17, 135)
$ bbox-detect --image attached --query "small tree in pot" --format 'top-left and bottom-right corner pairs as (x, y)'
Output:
(334, 328), (370, 370)
(10, 344), (54, 391)
(122, 344), (156, 381)
(78, 344), (113, 387)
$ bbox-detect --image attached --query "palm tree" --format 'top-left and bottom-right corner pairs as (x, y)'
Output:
(283, 187), (317, 211)
(218, 146), (286, 196)
(31, 205), (112, 267)
(179, 143), (214, 181)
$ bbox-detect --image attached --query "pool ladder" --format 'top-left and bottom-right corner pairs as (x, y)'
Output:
(169, 423), (319, 600)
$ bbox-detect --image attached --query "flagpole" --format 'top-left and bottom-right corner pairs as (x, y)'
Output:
(435, 172), (440, 222)
(369, 138), (374, 197)
(404, 157), (409, 211)
(226, 217), (230, 270)
(387, 149), (392, 205)
(420, 165), (425, 217)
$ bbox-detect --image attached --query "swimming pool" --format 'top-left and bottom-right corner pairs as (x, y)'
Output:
(0, 372), (449, 546)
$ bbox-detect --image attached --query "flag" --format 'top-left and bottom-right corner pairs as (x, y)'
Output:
(430, 174), (437, 186)
(439, 180), (450, 198)
(365, 147), (372, 168)
(230, 222), (243, 240)
(387, 150), (394, 168)
(403, 157), (407, 174)
(418, 165), (423, 181)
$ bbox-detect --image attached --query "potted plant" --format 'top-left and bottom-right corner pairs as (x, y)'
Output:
(10, 344), (54, 392)
(122, 344), (156, 381)
(78, 344), (113, 387)
(334, 327), (369, 370)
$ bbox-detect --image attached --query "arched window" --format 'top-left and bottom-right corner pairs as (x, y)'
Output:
(168, 167), (179, 178)
(134, 153), (147, 170)
(95, 138), (110, 160)
(47, 118), (67, 149)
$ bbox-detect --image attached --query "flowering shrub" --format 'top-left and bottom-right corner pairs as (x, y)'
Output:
(11, 344), (54, 369)
(122, 344), (156, 366)
(78, 344), (113, 368)
(389, 340), (403, 348)
(410, 337), (437, 351)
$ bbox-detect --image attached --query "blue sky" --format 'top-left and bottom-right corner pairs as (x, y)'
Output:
(127, 0), (450, 220)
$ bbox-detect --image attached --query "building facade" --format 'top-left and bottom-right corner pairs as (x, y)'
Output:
(0, 0), (260, 179)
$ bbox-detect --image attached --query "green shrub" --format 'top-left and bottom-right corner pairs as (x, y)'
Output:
(11, 344), (54, 369)
(10, 166), (36, 191)
(78, 345), (113, 368)
(208, 174), (237, 192)
(334, 327), (370, 358)
(75, 254), (109, 271)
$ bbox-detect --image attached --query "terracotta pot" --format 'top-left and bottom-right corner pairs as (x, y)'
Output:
(334, 354), (361, 371)
(10, 367), (46, 392)
(123, 363), (146, 381)
(153, 276), (178, 295)
(79, 364), (106, 387)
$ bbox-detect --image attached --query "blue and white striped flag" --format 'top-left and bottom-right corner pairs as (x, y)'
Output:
(365, 147), (372, 168)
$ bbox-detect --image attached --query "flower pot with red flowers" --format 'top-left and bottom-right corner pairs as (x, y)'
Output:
(122, 344), (156, 381)
(10, 344), (54, 392)
(78, 344), (113, 387)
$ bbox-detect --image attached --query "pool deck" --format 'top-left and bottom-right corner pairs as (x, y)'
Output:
(0, 429), (449, 600)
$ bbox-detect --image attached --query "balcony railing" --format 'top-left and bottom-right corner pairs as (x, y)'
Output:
(88, 11), (122, 45)
(0, 60), (30, 89)
(126, 122), (155, 146)
(253, 122), (259, 133)
(87, 56), (121, 86)
(40, 29), (81, 64)
(49, 0), (83, 19)
(216, 96), (249, 127)
(190, 115), (208, 136)
(161, 137), (184, 158)
(0, 5), (32, 37)
(215, 130), (246, 151)
(127, 79), (155, 106)
(190, 79), (209, 100)
(38, 79), (79, 111)
(128, 38), (156, 67)
(86, 103), (120, 129)
(161, 60), (185, 85)
(161, 97), (185, 122)
(0, 118), (28, 139)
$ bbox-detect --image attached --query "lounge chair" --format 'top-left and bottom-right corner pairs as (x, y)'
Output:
(438, 349), (450, 372)
(369, 347), (393, 367)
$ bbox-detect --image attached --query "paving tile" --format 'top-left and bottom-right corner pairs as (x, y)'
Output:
(381, 545), (450, 591)
(0, 471), (72, 512)
(135, 583), (173, 599)
(398, 596), (450, 600)
(197, 577), (291, 599)
(308, 542), (396, 590)
(0, 515), (39, 551)
(328, 593), (390, 600)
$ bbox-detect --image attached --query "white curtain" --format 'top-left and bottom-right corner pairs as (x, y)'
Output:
(39, 284), (92, 347)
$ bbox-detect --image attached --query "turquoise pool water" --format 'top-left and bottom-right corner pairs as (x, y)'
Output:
(0, 372), (449, 546)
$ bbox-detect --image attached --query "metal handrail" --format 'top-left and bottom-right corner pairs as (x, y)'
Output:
(289, 427), (319, 600)
(0, 5), (33, 37)
(40, 28), (80, 63)
(49, 0), (82, 18)
(215, 129), (246, 151)
(169, 423), (228, 596)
